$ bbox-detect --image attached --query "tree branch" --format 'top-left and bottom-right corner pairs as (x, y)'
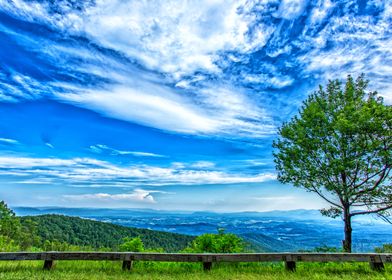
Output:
(310, 186), (342, 209)
(350, 204), (392, 217)
(353, 167), (387, 191)
(351, 166), (390, 202)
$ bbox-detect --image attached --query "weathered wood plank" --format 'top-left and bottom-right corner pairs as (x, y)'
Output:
(381, 254), (392, 263)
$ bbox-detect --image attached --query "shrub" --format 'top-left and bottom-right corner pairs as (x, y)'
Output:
(375, 244), (392, 253)
(313, 245), (341, 252)
(185, 229), (244, 253)
(119, 237), (144, 252)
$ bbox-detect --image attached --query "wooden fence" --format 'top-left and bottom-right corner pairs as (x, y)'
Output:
(0, 252), (391, 272)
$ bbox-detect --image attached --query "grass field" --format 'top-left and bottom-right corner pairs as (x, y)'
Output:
(0, 261), (391, 280)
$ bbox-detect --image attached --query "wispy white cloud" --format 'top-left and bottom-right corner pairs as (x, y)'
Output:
(0, 0), (273, 79)
(90, 144), (165, 158)
(1, 0), (391, 141)
(124, 151), (164, 158)
(0, 155), (276, 186)
(233, 159), (269, 166)
(190, 161), (216, 169)
(296, 5), (392, 103)
(58, 84), (221, 134)
(63, 189), (159, 203)
(52, 74), (274, 137)
(0, 156), (107, 169)
(308, 0), (334, 25)
(274, 0), (308, 20)
(45, 143), (54, 149)
(49, 0), (272, 78)
(0, 0), (278, 138)
(243, 74), (294, 88)
(0, 138), (19, 145)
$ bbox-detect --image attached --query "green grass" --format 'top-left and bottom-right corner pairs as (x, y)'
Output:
(0, 261), (391, 280)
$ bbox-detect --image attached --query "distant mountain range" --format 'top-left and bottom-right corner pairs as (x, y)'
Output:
(15, 207), (392, 252)
(14, 207), (334, 220)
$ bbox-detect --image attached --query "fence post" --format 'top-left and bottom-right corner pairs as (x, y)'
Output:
(43, 260), (54, 270)
(285, 261), (296, 272)
(122, 254), (133, 271)
(369, 256), (384, 271)
(122, 260), (133, 271)
(203, 262), (212, 271)
(284, 255), (296, 272)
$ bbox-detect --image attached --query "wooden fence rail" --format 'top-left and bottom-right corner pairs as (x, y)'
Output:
(0, 252), (391, 272)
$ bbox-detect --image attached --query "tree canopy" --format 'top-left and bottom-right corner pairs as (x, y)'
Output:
(273, 74), (391, 252)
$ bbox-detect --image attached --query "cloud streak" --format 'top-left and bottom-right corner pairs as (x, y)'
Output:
(0, 138), (19, 145)
(0, 155), (276, 186)
(63, 189), (160, 203)
(90, 144), (165, 158)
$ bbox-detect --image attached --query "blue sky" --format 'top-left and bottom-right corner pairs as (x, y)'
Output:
(0, 0), (391, 211)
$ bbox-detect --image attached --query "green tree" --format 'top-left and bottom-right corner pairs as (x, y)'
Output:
(185, 229), (244, 253)
(273, 74), (392, 252)
(0, 200), (21, 240)
(0, 201), (41, 250)
(19, 218), (40, 250)
(119, 237), (144, 252)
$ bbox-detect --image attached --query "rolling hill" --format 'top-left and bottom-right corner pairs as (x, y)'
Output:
(21, 214), (194, 252)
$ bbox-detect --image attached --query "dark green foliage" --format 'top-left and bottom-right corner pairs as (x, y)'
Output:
(313, 245), (341, 252)
(18, 218), (40, 250)
(299, 245), (341, 253)
(374, 244), (392, 253)
(273, 75), (392, 252)
(185, 229), (245, 253)
(20, 214), (194, 252)
(0, 201), (40, 251)
(0, 201), (20, 239)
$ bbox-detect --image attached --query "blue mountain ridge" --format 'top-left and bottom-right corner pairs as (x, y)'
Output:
(14, 207), (391, 252)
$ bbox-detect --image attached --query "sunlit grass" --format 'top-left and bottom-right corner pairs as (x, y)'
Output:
(0, 261), (390, 280)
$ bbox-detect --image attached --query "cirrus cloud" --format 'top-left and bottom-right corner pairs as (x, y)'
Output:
(0, 155), (276, 186)
(63, 189), (161, 203)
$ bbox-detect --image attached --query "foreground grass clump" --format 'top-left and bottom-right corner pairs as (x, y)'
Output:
(0, 261), (390, 280)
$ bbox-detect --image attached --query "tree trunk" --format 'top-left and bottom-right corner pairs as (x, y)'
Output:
(342, 207), (352, 253)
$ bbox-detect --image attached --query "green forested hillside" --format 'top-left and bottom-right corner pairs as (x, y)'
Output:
(20, 215), (194, 252)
